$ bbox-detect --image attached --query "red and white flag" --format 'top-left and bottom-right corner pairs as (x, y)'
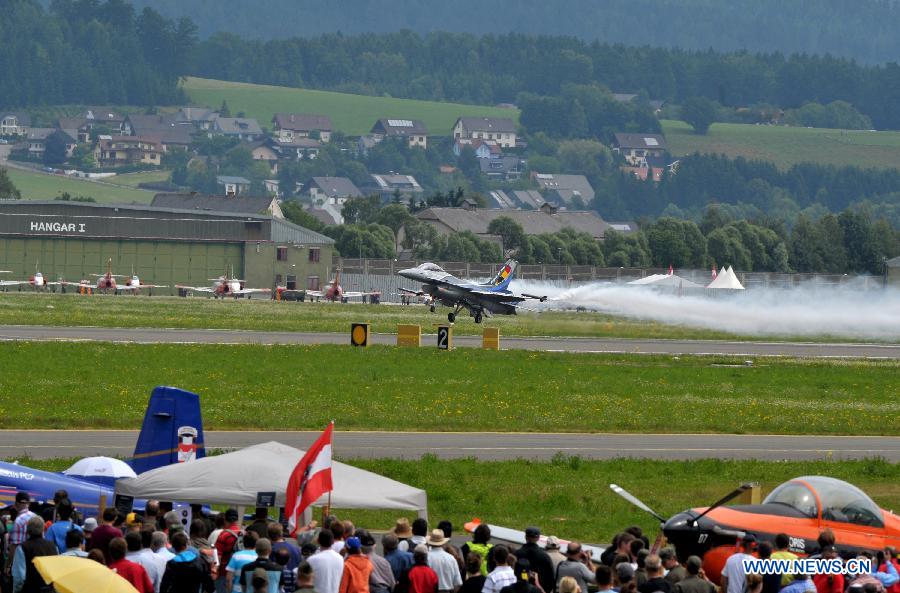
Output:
(668, 264), (674, 276)
(286, 422), (334, 536)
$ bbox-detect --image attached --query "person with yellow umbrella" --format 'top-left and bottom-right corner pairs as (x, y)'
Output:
(33, 553), (140, 593)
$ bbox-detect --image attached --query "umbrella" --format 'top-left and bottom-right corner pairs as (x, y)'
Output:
(63, 457), (137, 486)
(34, 555), (138, 593)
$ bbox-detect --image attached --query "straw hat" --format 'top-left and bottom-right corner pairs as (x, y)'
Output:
(391, 518), (413, 538)
(427, 529), (449, 547)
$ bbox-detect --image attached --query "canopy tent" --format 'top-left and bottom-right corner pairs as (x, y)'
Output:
(628, 274), (701, 288)
(707, 266), (745, 290)
(115, 441), (428, 517)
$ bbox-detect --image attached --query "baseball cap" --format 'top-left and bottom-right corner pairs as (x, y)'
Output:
(545, 536), (561, 550)
(345, 536), (361, 551)
(525, 526), (541, 538)
(15, 492), (30, 504)
(742, 534), (757, 544)
(225, 509), (239, 521)
(83, 518), (98, 532)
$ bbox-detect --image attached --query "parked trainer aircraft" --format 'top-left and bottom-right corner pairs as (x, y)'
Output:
(611, 477), (900, 584)
(0, 386), (205, 517)
(0, 264), (64, 291)
(177, 266), (270, 299)
(118, 266), (168, 295)
(398, 259), (546, 323)
(306, 269), (381, 303)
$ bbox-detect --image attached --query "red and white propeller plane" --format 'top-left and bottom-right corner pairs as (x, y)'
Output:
(76, 259), (167, 294)
(305, 269), (381, 303)
(0, 264), (65, 291)
(177, 266), (270, 299)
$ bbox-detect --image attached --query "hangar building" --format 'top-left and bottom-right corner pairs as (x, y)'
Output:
(0, 201), (334, 294)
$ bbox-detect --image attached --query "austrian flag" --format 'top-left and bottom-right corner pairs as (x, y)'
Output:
(286, 421), (334, 536)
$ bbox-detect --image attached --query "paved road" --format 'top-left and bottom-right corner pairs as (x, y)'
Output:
(1, 430), (896, 461)
(0, 324), (898, 358)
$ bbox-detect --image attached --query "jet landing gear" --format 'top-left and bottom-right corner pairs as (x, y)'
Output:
(448, 305), (483, 324)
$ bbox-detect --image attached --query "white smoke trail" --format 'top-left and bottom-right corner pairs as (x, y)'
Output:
(510, 280), (900, 340)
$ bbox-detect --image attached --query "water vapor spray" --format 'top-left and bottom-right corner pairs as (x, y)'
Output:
(511, 280), (900, 340)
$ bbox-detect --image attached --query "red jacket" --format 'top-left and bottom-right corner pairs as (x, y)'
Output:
(110, 558), (154, 593)
(408, 565), (438, 593)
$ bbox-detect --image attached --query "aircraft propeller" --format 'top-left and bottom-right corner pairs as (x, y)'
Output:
(610, 482), (754, 527)
(610, 483), (667, 523)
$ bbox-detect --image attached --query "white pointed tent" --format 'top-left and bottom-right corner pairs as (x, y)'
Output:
(628, 274), (701, 288)
(707, 266), (745, 289)
(115, 441), (428, 517)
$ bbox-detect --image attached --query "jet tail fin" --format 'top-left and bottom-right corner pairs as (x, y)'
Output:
(486, 259), (517, 291)
(130, 386), (205, 474)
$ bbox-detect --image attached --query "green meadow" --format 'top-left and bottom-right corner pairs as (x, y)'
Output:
(0, 342), (895, 434)
(662, 119), (900, 170)
(182, 77), (519, 136)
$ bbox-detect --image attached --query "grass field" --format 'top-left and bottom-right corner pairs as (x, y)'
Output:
(0, 293), (882, 342)
(0, 341), (896, 434)
(110, 170), (171, 188)
(3, 167), (154, 204)
(182, 77), (519, 137)
(662, 120), (900, 170)
(18, 456), (899, 542)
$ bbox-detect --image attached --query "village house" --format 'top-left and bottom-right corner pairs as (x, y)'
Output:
(612, 133), (668, 166)
(212, 117), (262, 141)
(94, 136), (163, 167)
(479, 156), (523, 181)
(83, 108), (126, 132)
(407, 202), (615, 247)
(532, 173), (596, 207)
(307, 176), (363, 205)
(272, 113), (332, 143)
(370, 119), (428, 149)
(25, 128), (77, 159)
(487, 189), (545, 210)
(124, 114), (195, 149)
(177, 107), (219, 130)
(151, 192), (283, 218)
(364, 173), (424, 203)
(453, 138), (502, 159)
(247, 140), (279, 174)
(452, 117), (517, 148)
(1, 112), (31, 136)
(215, 175), (252, 196)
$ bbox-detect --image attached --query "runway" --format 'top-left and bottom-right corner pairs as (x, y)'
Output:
(1, 430), (897, 461)
(0, 324), (898, 358)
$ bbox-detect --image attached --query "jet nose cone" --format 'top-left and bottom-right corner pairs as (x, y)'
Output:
(398, 268), (418, 279)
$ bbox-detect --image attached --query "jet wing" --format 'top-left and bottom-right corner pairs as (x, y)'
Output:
(231, 287), (271, 295)
(341, 290), (381, 299)
(305, 289), (325, 298)
(176, 285), (215, 293)
(399, 287), (425, 296)
(0, 280), (29, 287)
(120, 284), (169, 291)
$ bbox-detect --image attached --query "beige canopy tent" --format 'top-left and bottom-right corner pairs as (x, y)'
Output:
(115, 441), (428, 518)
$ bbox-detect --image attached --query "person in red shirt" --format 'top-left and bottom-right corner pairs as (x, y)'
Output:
(813, 546), (844, 593)
(108, 537), (154, 593)
(407, 545), (438, 593)
(89, 508), (124, 563)
(879, 547), (900, 593)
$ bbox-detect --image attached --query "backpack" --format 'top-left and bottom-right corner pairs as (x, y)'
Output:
(218, 528), (245, 568)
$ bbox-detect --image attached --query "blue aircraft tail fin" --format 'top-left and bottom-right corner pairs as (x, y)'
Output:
(130, 386), (205, 474)
(485, 259), (517, 291)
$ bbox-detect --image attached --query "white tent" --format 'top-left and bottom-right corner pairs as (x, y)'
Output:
(115, 441), (428, 517)
(707, 266), (745, 289)
(629, 274), (701, 288)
